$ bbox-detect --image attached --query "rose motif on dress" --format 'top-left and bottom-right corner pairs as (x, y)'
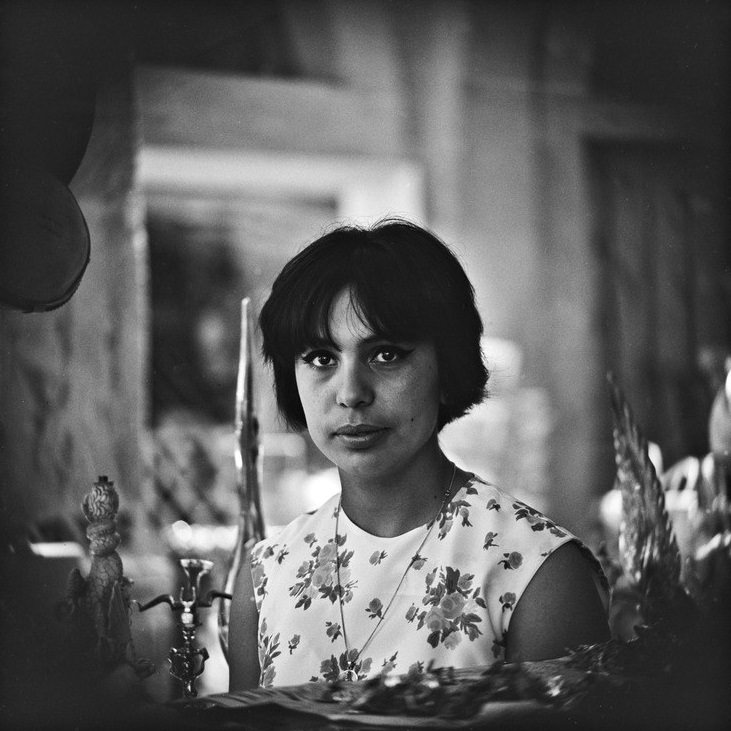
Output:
(406, 566), (486, 649)
(498, 551), (523, 570)
(366, 598), (384, 619)
(499, 592), (516, 612)
(289, 532), (356, 610)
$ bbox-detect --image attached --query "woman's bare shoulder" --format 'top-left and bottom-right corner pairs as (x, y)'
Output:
(505, 541), (610, 663)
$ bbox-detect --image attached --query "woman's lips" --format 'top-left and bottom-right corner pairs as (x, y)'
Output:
(333, 424), (387, 448)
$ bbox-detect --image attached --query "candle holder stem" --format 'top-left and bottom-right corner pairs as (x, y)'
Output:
(136, 558), (231, 698)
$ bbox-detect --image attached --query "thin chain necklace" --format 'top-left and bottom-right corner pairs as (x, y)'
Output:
(333, 462), (458, 682)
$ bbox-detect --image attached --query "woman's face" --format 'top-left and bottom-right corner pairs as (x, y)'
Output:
(294, 289), (441, 481)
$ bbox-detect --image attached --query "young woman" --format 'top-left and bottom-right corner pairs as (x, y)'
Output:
(229, 220), (609, 689)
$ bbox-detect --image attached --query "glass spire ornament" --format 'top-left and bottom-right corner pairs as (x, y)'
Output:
(218, 298), (265, 658)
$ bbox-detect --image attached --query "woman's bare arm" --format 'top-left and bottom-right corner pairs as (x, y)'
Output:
(505, 541), (610, 663)
(227, 550), (261, 690)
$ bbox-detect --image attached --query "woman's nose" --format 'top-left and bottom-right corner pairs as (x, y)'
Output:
(335, 362), (374, 408)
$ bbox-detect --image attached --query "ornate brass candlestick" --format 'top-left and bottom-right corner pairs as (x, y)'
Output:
(137, 558), (231, 698)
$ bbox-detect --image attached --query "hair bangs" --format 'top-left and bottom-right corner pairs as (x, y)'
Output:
(276, 239), (435, 356)
(347, 256), (433, 344)
(272, 258), (351, 358)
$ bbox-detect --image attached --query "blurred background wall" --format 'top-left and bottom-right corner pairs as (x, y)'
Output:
(1, 0), (730, 696)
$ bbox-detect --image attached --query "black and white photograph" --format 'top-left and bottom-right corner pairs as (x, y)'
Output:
(1, 1), (729, 728)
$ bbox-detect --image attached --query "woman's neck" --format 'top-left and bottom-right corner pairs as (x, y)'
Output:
(338, 447), (456, 537)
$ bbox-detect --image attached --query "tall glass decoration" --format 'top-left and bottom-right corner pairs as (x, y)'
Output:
(218, 297), (265, 657)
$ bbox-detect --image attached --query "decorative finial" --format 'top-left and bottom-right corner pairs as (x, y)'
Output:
(59, 475), (153, 680)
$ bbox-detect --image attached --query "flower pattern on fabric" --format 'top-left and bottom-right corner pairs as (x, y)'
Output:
(276, 547), (289, 564)
(512, 501), (567, 537)
(288, 532), (356, 610)
(366, 598), (384, 619)
(499, 592), (516, 612)
(251, 475), (606, 686)
(498, 551), (524, 570)
(258, 618), (281, 687)
(325, 621), (342, 642)
(369, 550), (387, 565)
(407, 566), (486, 649)
(288, 634), (300, 653)
(436, 482), (481, 539)
(251, 542), (277, 600)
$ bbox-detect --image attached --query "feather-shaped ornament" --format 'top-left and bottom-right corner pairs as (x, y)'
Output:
(608, 375), (692, 627)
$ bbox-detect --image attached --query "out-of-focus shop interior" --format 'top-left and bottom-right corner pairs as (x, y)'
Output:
(1, 0), (729, 713)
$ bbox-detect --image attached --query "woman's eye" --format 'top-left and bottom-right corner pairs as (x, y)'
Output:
(372, 347), (410, 364)
(301, 351), (335, 368)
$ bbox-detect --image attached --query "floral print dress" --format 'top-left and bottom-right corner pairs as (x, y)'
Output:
(249, 474), (606, 687)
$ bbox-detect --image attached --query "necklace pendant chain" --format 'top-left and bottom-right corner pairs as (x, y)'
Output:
(334, 463), (458, 680)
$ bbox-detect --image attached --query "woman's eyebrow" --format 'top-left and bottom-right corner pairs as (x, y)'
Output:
(362, 334), (416, 345)
(301, 333), (414, 351)
(361, 335), (399, 346)
(305, 335), (384, 349)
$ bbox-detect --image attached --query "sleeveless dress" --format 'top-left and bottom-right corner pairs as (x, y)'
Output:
(250, 474), (606, 687)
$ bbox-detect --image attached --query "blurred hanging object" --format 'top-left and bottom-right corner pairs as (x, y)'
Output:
(0, 164), (91, 312)
(0, 0), (99, 312)
(608, 374), (692, 627)
(218, 298), (265, 657)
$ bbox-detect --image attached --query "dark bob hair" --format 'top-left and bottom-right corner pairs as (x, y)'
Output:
(259, 219), (489, 431)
